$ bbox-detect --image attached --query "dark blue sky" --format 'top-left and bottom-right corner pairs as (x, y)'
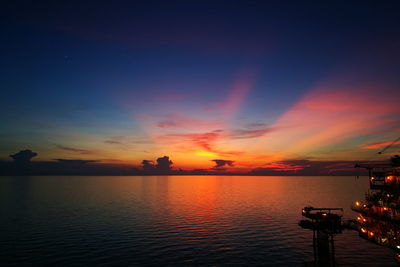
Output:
(1, 0), (399, 168)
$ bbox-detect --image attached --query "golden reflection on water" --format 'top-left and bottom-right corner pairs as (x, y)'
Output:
(1, 175), (398, 266)
(15, 176), (369, 218)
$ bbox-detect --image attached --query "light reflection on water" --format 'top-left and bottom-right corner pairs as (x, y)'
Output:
(0, 176), (396, 266)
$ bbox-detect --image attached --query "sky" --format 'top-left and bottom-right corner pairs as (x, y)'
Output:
(1, 0), (400, 172)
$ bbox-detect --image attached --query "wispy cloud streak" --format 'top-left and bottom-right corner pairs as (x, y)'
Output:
(56, 145), (95, 155)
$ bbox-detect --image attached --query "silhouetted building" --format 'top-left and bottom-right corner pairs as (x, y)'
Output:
(353, 158), (400, 262)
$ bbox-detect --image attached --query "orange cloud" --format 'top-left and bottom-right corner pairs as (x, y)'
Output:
(361, 140), (400, 149)
(156, 130), (245, 158)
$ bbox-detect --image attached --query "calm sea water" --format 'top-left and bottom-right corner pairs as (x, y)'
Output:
(0, 176), (396, 266)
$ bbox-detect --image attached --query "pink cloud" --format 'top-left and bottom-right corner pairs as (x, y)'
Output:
(265, 82), (400, 159)
(204, 70), (257, 116)
(260, 162), (307, 172)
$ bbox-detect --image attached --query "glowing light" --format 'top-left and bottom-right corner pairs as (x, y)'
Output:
(355, 201), (360, 206)
(361, 228), (367, 233)
(357, 216), (367, 222)
(368, 231), (374, 237)
(386, 176), (393, 182)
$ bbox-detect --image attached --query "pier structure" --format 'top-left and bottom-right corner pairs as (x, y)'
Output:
(299, 206), (343, 266)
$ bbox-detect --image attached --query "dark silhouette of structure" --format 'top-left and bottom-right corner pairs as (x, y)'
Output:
(391, 155), (400, 166)
(299, 206), (343, 266)
(353, 156), (400, 263)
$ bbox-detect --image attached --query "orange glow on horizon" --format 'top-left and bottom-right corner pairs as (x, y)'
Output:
(24, 79), (399, 172)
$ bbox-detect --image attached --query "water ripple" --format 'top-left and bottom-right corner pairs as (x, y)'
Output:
(0, 176), (397, 266)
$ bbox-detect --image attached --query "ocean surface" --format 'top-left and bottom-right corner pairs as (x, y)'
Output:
(0, 176), (396, 266)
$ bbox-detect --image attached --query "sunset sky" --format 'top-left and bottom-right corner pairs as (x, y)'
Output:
(1, 1), (399, 171)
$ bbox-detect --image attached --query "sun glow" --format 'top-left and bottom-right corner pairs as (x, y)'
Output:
(195, 151), (218, 157)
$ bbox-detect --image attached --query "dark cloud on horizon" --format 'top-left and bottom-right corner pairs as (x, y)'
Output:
(142, 160), (155, 170)
(0, 151), (377, 176)
(212, 159), (234, 170)
(156, 156), (173, 171)
(250, 159), (366, 175)
(142, 156), (173, 171)
(9, 149), (37, 165)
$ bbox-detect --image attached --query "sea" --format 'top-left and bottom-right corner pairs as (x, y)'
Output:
(0, 176), (396, 266)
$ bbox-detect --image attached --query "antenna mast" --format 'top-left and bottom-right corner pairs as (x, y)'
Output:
(377, 136), (400, 155)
